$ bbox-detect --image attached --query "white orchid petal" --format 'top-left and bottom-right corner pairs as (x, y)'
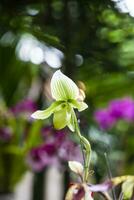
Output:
(31, 101), (61, 119)
(51, 70), (79, 100)
(68, 161), (84, 176)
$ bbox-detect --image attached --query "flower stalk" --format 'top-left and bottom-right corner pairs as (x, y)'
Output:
(72, 109), (91, 182)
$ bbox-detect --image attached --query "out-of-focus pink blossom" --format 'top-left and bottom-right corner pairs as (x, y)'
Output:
(58, 139), (82, 162)
(94, 97), (134, 130)
(94, 109), (115, 129)
(109, 98), (134, 121)
(11, 99), (37, 116)
(27, 143), (59, 171)
(27, 147), (45, 171)
(27, 126), (82, 172)
(41, 126), (65, 145)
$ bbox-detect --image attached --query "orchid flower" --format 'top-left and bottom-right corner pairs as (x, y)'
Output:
(66, 161), (134, 199)
(31, 70), (88, 131)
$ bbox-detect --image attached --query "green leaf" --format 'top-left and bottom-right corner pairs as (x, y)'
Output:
(31, 101), (62, 119)
(51, 70), (79, 100)
(26, 120), (43, 149)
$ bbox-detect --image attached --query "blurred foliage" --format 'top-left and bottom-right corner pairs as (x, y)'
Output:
(0, 0), (134, 196)
(0, 100), (44, 192)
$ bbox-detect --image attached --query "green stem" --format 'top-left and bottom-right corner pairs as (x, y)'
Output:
(73, 111), (91, 182)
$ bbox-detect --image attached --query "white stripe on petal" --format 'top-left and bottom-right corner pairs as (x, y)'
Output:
(51, 70), (79, 100)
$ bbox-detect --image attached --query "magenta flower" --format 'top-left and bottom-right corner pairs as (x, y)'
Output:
(94, 97), (134, 130)
(26, 127), (82, 172)
(41, 126), (65, 143)
(109, 98), (134, 121)
(58, 139), (82, 162)
(11, 99), (37, 116)
(27, 147), (45, 171)
(27, 143), (59, 171)
(94, 109), (115, 129)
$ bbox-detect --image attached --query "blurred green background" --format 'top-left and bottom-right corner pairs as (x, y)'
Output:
(0, 0), (134, 199)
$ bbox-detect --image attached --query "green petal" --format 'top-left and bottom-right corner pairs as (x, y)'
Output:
(51, 70), (79, 100)
(31, 101), (62, 120)
(67, 112), (75, 132)
(122, 180), (134, 199)
(67, 122), (75, 132)
(53, 105), (71, 130)
(70, 100), (88, 112)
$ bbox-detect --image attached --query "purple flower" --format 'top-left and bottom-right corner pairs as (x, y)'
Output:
(54, 130), (67, 147)
(58, 139), (82, 162)
(27, 127), (82, 172)
(66, 180), (114, 200)
(66, 183), (94, 200)
(94, 97), (134, 130)
(109, 98), (134, 121)
(41, 126), (66, 146)
(27, 147), (45, 171)
(26, 144), (59, 171)
(94, 109), (115, 129)
(41, 126), (53, 138)
(43, 143), (57, 156)
(11, 99), (37, 116)
(88, 181), (113, 192)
